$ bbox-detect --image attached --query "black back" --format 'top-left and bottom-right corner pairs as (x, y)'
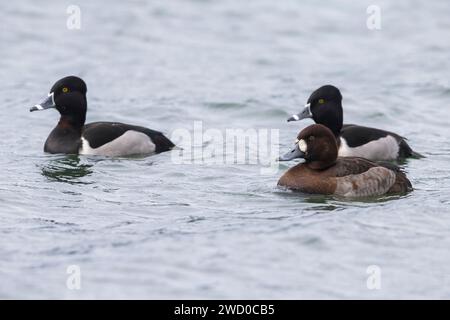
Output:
(83, 122), (175, 153)
(341, 124), (414, 158)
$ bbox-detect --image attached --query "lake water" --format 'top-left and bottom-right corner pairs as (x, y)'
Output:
(1, 0), (450, 299)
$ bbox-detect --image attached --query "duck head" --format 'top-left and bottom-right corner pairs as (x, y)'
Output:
(279, 124), (338, 170)
(288, 85), (343, 136)
(30, 76), (88, 127)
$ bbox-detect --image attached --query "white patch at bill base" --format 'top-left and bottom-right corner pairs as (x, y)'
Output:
(298, 139), (307, 153)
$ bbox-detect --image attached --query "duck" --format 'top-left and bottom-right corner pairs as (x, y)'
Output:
(278, 124), (412, 197)
(287, 85), (421, 161)
(30, 76), (175, 156)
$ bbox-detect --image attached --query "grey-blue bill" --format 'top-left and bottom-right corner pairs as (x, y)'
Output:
(30, 92), (55, 112)
(279, 144), (305, 161)
(287, 103), (312, 122)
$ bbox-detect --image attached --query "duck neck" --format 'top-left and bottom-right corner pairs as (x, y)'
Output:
(317, 102), (343, 136)
(56, 95), (87, 133)
(306, 138), (338, 170)
(57, 114), (85, 134)
(307, 159), (336, 171)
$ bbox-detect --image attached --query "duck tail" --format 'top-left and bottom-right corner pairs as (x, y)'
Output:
(399, 139), (425, 159)
(410, 150), (425, 159)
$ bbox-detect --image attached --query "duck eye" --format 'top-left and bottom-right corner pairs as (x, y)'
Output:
(62, 87), (69, 93)
(308, 136), (315, 142)
(318, 98), (325, 104)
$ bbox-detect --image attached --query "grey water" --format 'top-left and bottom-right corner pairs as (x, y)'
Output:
(1, 0), (450, 299)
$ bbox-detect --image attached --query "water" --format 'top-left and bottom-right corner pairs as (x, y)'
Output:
(1, 0), (450, 299)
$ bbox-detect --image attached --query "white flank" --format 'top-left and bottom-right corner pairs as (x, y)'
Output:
(338, 136), (399, 161)
(79, 130), (156, 157)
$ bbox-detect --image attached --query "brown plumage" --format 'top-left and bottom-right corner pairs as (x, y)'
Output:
(278, 124), (412, 197)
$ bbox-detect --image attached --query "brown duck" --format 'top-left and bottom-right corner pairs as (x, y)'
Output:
(278, 124), (412, 197)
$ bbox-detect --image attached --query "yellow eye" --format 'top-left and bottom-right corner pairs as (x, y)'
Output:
(62, 87), (69, 93)
(318, 98), (325, 104)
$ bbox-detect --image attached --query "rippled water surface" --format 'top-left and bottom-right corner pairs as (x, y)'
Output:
(1, 0), (450, 299)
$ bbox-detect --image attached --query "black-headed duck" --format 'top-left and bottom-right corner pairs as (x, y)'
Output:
(30, 76), (174, 156)
(287, 85), (421, 161)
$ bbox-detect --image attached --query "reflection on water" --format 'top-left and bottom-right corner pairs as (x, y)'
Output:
(275, 188), (342, 211)
(41, 155), (94, 184)
(275, 186), (407, 210)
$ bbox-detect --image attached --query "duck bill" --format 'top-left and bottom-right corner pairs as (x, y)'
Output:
(287, 103), (312, 122)
(30, 92), (55, 112)
(278, 145), (305, 161)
